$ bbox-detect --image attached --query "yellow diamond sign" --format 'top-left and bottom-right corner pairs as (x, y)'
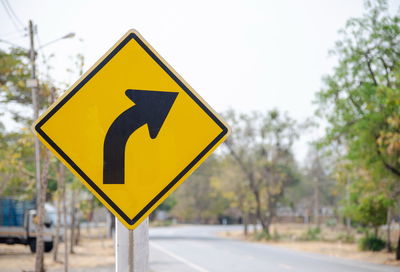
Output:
(33, 30), (230, 229)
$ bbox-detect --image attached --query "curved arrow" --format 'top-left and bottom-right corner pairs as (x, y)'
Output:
(103, 89), (178, 184)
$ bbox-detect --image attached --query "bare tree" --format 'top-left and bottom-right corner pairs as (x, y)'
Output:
(224, 110), (299, 234)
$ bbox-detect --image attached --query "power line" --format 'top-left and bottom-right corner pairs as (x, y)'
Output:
(0, 30), (24, 39)
(0, 0), (24, 31)
(0, 38), (24, 48)
(3, 0), (24, 27)
(35, 32), (48, 68)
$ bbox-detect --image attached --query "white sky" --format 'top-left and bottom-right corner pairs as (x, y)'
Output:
(1, 0), (399, 163)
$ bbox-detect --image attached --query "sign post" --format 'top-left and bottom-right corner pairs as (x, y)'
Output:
(116, 218), (148, 272)
(33, 29), (230, 269)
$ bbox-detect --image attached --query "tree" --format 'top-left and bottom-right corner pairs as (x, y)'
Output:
(340, 165), (394, 235)
(0, 128), (36, 198)
(217, 155), (255, 235)
(284, 145), (336, 227)
(171, 155), (229, 223)
(224, 109), (300, 234)
(1, 45), (86, 270)
(315, 0), (400, 258)
(316, 0), (400, 178)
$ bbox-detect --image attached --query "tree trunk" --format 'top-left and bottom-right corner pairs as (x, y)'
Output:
(386, 207), (392, 252)
(106, 210), (115, 239)
(60, 164), (68, 272)
(345, 177), (351, 231)
(88, 196), (95, 222)
(252, 219), (258, 234)
(314, 177), (320, 228)
(75, 223), (80, 246)
(253, 190), (273, 235)
(53, 191), (61, 262)
(69, 189), (76, 254)
(35, 149), (50, 272)
(396, 233), (400, 260)
(243, 212), (248, 236)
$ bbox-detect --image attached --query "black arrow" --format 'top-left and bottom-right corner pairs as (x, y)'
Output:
(103, 89), (178, 184)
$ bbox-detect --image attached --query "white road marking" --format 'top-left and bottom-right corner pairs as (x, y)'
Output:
(150, 241), (210, 272)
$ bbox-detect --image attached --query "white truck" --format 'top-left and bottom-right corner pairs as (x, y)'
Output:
(0, 198), (54, 253)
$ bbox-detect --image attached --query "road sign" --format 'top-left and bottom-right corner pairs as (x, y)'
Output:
(33, 30), (230, 229)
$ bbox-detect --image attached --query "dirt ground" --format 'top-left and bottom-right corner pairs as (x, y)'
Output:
(0, 227), (114, 272)
(221, 223), (400, 267)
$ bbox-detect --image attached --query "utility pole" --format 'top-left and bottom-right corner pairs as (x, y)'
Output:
(28, 20), (41, 191)
(29, 20), (45, 272)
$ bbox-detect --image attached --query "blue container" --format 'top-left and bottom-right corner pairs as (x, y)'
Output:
(0, 199), (35, 227)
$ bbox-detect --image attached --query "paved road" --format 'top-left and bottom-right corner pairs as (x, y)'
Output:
(149, 225), (399, 272)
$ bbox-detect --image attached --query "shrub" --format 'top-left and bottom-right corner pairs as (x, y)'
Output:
(325, 219), (337, 228)
(336, 233), (355, 243)
(254, 230), (271, 241)
(300, 227), (321, 241)
(359, 235), (385, 251)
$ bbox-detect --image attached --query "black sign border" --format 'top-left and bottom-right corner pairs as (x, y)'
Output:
(35, 32), (229, 226)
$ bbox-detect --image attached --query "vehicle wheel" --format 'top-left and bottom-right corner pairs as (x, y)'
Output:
(29, 238), (36, 253)
(44, 241), (53, 252)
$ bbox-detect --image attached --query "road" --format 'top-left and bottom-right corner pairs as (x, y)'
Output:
(149, 225), (399, 272)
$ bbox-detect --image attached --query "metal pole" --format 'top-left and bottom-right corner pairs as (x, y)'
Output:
(116, 218), (149, 272)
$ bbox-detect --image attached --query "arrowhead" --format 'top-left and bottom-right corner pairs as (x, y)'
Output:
(125, 89), (178, 139)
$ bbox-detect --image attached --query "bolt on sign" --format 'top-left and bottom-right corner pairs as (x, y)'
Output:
(33, 30), (230, 229)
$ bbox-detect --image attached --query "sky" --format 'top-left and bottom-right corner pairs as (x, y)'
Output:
(1, 0), (399, 163)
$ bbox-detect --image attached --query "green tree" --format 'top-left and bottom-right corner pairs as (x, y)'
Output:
(316, 0), (400, 178)
(315, 0), (400, 258)
(0, 127), (35, 198)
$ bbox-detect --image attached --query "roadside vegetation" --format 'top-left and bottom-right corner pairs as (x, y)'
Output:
(0, 0), (399, 270)
(157, 0), (400, 261)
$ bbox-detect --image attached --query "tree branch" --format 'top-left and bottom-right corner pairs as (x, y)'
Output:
(364, 53), (378, 86)
(379, 56), (392, 88)
(376, 141), (400, 177)
(348, 94), (365, 116)
(224, 142), (254, 184)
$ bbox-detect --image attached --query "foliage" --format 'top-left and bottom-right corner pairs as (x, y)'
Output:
(299, 227), (322, 241)
(152, 195), (177, 220)
(336, 233), (356, 243)
(216, 155), (255, 224)
(0, 48), (31, 106)
(0, 48), (55, 125)
(359, 234), (386, 251)
(335, 161), (394, 233)
(315, 1), (400, 257)
(315, 0), (400, 180)
(150, 219), (174, 227)
(224, 109), (300, 233)
(254, 230), (271, 241)
(171, 155), (230, 223)
(156, 196), (177, 212)
(347, 193), (392, 228)
(0, 127), (35, 199)
(284, 146), (337, 225)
